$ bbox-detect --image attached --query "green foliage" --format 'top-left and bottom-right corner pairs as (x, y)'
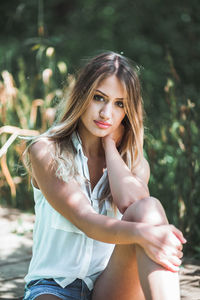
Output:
(145, 70), (200, 257)
(0, 0), (199, 257)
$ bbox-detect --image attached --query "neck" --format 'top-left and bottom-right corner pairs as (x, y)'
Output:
(77, 126), (105, 159)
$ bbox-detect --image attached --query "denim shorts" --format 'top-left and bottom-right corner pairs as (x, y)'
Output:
(23, 278), (92, 300)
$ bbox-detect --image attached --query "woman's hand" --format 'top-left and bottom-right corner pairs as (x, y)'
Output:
(102, 124), (125, 149)
(136, 223), (186, 272)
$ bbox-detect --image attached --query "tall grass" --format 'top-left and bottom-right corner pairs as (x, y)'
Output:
(0, 45), (69, 209)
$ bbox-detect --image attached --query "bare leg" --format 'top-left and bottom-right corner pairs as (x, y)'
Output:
(130, 197), (180, 299)
(92, 197), (181, 300)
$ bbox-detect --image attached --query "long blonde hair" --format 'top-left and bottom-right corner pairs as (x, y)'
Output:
(23, 51), (144, 202)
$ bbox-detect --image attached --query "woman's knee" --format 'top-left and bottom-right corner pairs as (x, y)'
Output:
(122, 196), (168, 225)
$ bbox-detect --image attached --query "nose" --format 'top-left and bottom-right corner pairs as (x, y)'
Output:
(99, 103), (112, 120)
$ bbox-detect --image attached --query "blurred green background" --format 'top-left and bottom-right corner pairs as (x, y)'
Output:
(0, 0), (199, 257)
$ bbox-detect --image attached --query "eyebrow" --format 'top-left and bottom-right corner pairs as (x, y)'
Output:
(95, 89), (124, 100)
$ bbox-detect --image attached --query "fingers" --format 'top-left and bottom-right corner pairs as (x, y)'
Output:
(146, 236), (184, 271)
(164, 226), (186, 255)
(144, 242), (182, 271)
(161, 246), (182, 266)
(145, 246), (181, 272)
(140, 224), (185, 272)
(159, 258), (180, 273)
(169, 254), (182, 266)
(177, 249), (183, 259)
(170, 225), (187, 244)
(165, 246), (183, 259)
(177, 244), (183, 251)
(160, 234), (184, 268)
(159, 252), (182, 271)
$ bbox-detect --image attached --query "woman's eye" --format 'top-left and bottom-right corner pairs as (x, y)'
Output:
(93, 94), (105, 102)
(116, 101), (124, 108)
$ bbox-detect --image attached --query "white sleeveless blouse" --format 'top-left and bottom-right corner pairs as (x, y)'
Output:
(24, 132), (122, 290)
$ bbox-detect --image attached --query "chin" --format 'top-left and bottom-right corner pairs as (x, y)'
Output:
(94, 131), (108, 137)
(92, 128), (110, 138)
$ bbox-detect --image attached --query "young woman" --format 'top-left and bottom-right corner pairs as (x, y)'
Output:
(23, 51), (186, 300)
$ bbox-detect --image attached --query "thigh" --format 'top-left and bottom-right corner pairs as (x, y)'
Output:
(92, 244), (145, 300)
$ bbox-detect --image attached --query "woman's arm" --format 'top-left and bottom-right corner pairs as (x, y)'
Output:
(29, 139), (143, 244)
(29, 139), (185, 271)
(103, 132), (150, 214)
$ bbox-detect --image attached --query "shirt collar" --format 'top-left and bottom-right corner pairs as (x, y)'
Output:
(71, 131), (88, 161)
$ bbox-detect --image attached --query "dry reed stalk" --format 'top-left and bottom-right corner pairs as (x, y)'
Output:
(0, 154), (16, 198)
(1, 71), (18, 109)
(0, 81), (7, 124)
(0, 132), (18, 158)
(0, 125), (39, 158)
(15, 103), (28, 128)
(30, 99), (44, 128)
(0, 126), (40, 199)
(0, 125), (39, 136)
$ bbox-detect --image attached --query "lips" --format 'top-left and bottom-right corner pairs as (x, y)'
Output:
(94, 120), (112, 129)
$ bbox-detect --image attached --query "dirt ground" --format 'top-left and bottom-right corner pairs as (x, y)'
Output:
(0, 207), (199, 300)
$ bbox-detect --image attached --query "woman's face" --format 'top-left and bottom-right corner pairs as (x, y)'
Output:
(79, 75), (126, 139)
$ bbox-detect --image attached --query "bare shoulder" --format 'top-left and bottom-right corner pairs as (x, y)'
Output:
(133, 156), (150, 184)
(29, 138), (55, 163)
(29, 139), (57, 184)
